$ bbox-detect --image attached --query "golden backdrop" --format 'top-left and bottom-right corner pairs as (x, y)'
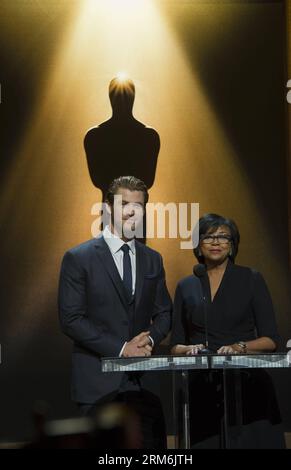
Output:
(0, 0), (289, 346)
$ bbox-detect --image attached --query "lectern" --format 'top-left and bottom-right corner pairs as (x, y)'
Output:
(102, 353), (290, 448)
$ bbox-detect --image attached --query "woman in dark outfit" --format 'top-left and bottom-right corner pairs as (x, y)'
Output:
(170, 213), (285, 448)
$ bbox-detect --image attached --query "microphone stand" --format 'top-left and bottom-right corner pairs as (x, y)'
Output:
(198, 294), (212, 355)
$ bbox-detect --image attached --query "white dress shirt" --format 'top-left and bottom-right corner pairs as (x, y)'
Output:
(103, 225), (136, 295)
(102, 225), (153, 356)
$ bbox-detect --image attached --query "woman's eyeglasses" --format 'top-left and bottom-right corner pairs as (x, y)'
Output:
(201, 234), (232, 244)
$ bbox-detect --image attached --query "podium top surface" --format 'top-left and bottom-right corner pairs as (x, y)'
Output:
(101, 353), (291, 372)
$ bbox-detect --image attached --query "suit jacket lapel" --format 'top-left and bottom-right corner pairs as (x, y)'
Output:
(93, 236), (130, 312)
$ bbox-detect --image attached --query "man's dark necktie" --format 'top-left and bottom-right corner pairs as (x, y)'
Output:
(121, 244), (132, 299)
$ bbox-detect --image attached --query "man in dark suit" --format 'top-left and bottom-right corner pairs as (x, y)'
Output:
(58, 176), (172, 448)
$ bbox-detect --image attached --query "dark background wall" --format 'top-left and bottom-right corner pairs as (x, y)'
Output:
(0, 0), (290, 441)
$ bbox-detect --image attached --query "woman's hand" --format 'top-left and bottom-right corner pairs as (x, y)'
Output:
(185, 344), (205, 355)
(171, 344), (206, 355)
(217, 344), (244, 354)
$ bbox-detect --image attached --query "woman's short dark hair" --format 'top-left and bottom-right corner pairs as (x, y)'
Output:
(193, 213), (240, 262)
(105, 176), (149, 206)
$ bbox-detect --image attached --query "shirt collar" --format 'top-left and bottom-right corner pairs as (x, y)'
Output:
(103, 225), (136, 255)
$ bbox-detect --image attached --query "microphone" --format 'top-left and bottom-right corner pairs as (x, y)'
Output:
(193, 263), (206, 278)
(193, 264), (212, 354)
